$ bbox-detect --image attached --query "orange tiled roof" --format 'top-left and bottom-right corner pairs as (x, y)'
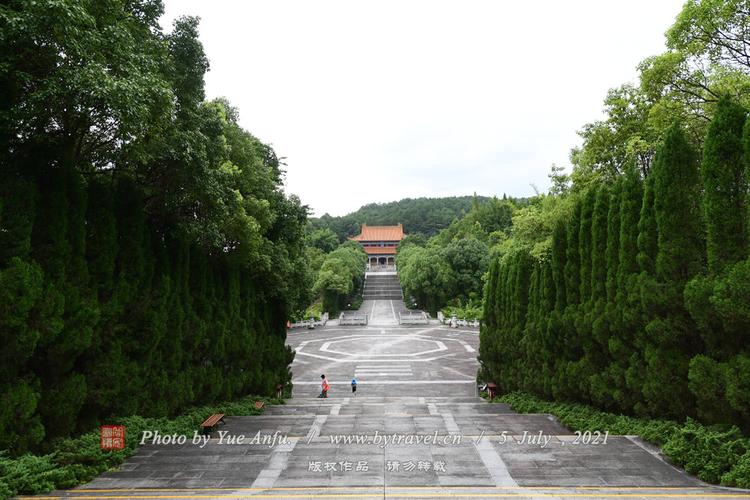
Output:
(350, 224), (404, 242)
(364, 246), (398, 255)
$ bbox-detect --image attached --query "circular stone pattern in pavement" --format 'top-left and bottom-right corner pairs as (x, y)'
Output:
(320, 336), (447, 357)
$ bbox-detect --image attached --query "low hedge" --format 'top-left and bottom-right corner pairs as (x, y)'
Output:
(0, 395), (280, 499)
(494, 392), (750, 488)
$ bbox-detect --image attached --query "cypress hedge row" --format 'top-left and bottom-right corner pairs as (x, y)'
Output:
(480, 99), (750, 430)
(1, 1), (306, 455)
(0, 172), (297, 454)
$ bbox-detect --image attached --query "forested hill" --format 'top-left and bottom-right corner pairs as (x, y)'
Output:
(310, 195), (494, 238)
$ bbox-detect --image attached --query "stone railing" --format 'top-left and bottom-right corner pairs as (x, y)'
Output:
(289, 312), (329, 329)
(399, 311), (429, 324)
(439, 313), (480, 328)
(366, 264), (397, 272)
(339, 311), (368, 325)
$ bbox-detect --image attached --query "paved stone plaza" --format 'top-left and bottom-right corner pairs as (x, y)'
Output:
(32, 300), (750, 499)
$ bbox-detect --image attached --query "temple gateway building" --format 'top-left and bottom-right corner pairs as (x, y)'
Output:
(349, 223), (405, 271)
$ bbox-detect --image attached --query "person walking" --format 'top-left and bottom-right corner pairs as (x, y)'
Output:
(319, 374), (330, 398)
(351, 377), (358, 396)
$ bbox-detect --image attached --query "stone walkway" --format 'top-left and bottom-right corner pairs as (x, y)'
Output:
(359, 299), (407, 325)
(31, 301), (750, 499)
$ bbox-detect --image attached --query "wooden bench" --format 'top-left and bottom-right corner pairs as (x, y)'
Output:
(200, 413), (225, 434)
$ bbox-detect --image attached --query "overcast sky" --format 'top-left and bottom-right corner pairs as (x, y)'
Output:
(160, 1), (684, 217)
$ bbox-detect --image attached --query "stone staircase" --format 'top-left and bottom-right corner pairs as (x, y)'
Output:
(81, 398), (705, 492)
(362, 273), (403, 300)
(263, 396), (506, 416)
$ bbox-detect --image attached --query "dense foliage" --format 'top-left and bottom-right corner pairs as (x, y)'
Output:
(396, 197), (515, 314)
(0, 0), (305, 455)
(312, 243), (366, 315)
(310, 195), (493, 239)
(496, 392), (750, 488)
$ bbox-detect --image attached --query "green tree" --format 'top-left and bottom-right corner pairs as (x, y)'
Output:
(442, 238), (490, 301)
(643, 123), (703, 417)
(306, 228), (340, 253)
(313, 245), (366, 314)
(571, 85), (656, 180)
(578, 188), (596, 304)
(701, 97), (748, 273)
(653, 124), (703, 284)
(397, 245), (453, 314)
(637, 175), (658, 275)
(564, 202), (582, 305)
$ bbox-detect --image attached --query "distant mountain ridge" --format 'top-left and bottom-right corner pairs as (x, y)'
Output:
(310, 195), (492, 239)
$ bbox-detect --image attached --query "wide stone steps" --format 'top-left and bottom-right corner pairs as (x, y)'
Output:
(363, 292), (403, 299)
(285, 396), (487, 403)
(260, 396), (516, 419)
(263, 403), (516, 416)
(362, 273), (403, 300)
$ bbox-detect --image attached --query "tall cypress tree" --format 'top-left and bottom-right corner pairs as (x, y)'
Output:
(653, 124), (703, 284)
(539, 259), (556, 398)
(615, 166), (643, 411)
(591, 184), (610, 306)
(631, 172), (658, 414)
(564, 202), (582, 306)
(483, 258), (499, 330)
(549, 221), (568, 399)
(558, 200), (582, 400)
(605, 180), (622, 309)
(523, 262), (542, 393)
(702, 97), (748, 274)
(618, 166), (644, 321)
(587, 185), (611, 405)
(637, 175), (657, 276)
(577, 187), (597, 399)
(594, 180), (623, 408)
(643, 123), (703, 417)
(578, 188), (596, 304)
(685, 101), (750, 425)
(479, 257), (498, 382)
(551, 221), (567, 312)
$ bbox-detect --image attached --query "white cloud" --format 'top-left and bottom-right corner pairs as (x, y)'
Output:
(161, 0), (683, 216)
